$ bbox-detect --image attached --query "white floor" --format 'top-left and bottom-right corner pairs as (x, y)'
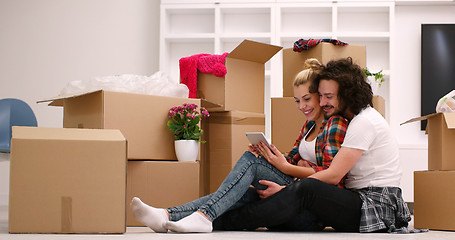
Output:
(0, 205), (453, 240)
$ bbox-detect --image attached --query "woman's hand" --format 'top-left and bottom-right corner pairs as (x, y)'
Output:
(256, 142), (288, 172)
(256, 180), (285, 199)
(248, 144), (261, 157)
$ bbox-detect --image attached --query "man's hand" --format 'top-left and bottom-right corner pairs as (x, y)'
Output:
(256, 180), (285, 199)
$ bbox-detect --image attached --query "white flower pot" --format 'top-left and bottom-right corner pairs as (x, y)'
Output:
(174, 140), (199, 162)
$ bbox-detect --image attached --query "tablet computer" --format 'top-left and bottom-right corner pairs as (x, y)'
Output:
(245, 132), (272, 149)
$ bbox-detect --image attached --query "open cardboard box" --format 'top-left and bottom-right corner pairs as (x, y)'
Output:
(9, 126), (127, 233)
(38, 90), (208, 160)
(282, 43), (366, 97)
(197, 39), (282, 113)
(401, 112), (455, 170)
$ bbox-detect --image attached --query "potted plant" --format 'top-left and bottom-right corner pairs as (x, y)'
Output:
(167, 103), (209, 162)
(363, 68), (385, 95)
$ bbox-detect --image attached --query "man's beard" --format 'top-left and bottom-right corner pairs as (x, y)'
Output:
(323, 103), (348, 119)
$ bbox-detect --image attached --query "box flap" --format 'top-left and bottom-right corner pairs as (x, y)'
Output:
(443, 113), (455, 129)
(37, 90), (104, 106)
(12, 126), (126, 141)
(400, 113), (441, 126)
(227, 39), (282, 64)
(201, 99), (223, 109)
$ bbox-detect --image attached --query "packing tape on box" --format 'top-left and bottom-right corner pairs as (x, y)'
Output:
(209, 116), (265, 125)
(61, 196), (72, 233)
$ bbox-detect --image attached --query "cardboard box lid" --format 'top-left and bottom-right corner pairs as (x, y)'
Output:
(37, 90), (103, 107)
(12, 126), (126, 141)
(227, 39), (282, 64)
(400, 112), (455, 129)
(38, 89), (221, 109)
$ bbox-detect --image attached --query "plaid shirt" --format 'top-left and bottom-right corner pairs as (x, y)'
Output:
(285, 115), (348, 186)
(355, 187), (427, 233)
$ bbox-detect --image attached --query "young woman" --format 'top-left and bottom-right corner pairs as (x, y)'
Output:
(130, 58), (349, 233)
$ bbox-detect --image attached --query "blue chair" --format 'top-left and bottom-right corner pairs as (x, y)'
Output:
(0, 98), (37, 153)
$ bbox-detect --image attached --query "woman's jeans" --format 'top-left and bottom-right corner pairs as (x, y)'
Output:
(167, 151), (294, 221)
(213, 178), (363, 232)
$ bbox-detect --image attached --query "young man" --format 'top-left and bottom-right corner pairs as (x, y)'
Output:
(213, 58), (422, 233)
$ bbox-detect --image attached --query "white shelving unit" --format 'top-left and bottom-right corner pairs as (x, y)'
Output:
(160, 1), (394, 135)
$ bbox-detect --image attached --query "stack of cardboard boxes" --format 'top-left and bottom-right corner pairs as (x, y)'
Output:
(402, 113), (455, 231)
(198, 40), (282, 193)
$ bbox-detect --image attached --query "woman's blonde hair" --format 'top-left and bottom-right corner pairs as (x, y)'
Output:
(293, 58), (323, 92)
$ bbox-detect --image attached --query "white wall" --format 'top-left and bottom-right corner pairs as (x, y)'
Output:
(392, 4), (455, 202)
(0, 0), (160, 206)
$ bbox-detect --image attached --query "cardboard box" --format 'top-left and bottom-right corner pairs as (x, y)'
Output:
(372, 95), (385, 118)
(206, 111), (265, 193)
(271, 97), (306, 153)
(414, 170), (455, 231)
(38, 90), (202, 160)
(401, 113), (455, 170)
(197, 40), (282, 113)
(126, 161), (200, 226)
(282, 43), (366, 97)
(9, 126), (127, 233)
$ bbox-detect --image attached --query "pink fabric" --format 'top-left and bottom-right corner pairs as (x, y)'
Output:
(179, 52), (229, 98)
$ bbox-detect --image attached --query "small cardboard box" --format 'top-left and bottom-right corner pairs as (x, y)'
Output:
(271, 97), (306, 153)
(9, 126), (127, 233)
(401, 113), (455, 170)
(372, 95), (386, 118)
(39, 90), (202, 160)
(206, 111), (265, 193)
(126, 161), (200, 226)
(282, 43), (366, 97)
(197, 39), (282, 113)
(414, 170), (455, 231)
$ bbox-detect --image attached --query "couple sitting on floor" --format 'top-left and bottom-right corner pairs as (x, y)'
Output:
(131, 57), (425, 234)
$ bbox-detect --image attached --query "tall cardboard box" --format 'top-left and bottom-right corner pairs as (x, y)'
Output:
(197, 40), (282, 113)
(271, 97), (306, 153)
(9, 127), (127, 233)
(126, 161), (200, 226)
(282, 43), (366, 97)
(39, 90), (201, 160)
(401, 113), (455, 170)
(414, 170), (455, 231)
(206, 111), (265, 193)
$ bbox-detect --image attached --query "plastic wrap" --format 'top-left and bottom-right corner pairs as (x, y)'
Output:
(60, 71), (189, 98)
(436, 90), (455, 113)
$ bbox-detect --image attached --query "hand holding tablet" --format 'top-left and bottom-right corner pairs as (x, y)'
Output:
(245, 132), (272, 149)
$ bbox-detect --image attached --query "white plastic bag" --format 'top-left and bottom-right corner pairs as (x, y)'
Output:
(60, 71), (189, 98)
(436, 90), (455, 113)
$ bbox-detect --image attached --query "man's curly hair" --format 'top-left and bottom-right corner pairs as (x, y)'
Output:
(310, 57), (373, 116)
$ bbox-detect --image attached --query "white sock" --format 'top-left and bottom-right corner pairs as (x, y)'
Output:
(130, 197), (168, 233)
(165, 212), (213, 233)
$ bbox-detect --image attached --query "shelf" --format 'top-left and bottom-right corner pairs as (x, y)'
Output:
(220, 7), (272, 34)
(161, 1), (393, 123)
